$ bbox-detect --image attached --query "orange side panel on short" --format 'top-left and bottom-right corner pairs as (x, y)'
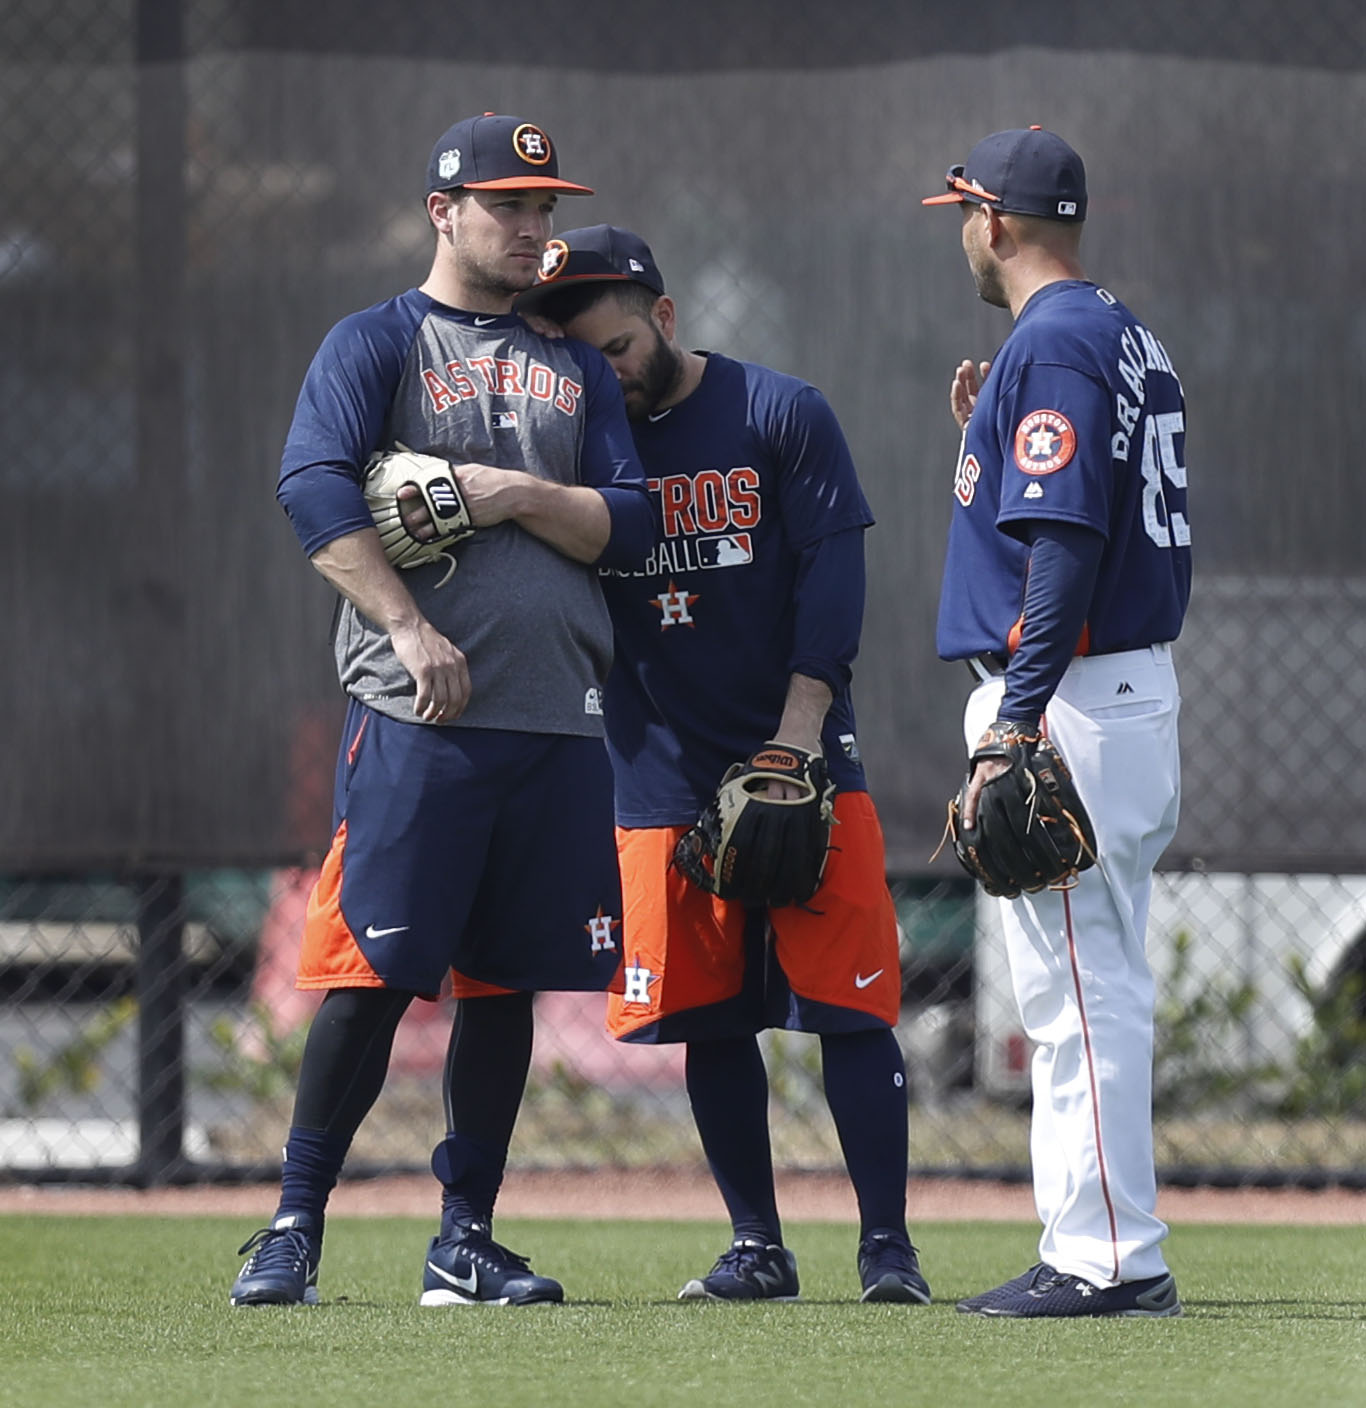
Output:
(768, 791), (901, 1026)
(295, 821), (385, 990)
(605, 796), (902, 1037)
(606, 825), (747, 1039)
(448, 966), (517, 999)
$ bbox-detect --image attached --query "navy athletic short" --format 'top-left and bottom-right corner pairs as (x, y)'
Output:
(298, 699), (624, 997)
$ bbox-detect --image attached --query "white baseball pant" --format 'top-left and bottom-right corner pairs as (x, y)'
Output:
(964, 642), (1180, 1285)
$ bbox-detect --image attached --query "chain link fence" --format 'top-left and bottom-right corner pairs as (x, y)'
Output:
(3, 0), (1363, 1186)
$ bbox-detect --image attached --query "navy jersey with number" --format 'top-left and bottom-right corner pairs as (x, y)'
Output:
(602, 352), (873, 826)
(936, 280), (1191, 660)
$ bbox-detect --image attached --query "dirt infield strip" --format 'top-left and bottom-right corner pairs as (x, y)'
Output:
(2, 1171), (1363, 1224)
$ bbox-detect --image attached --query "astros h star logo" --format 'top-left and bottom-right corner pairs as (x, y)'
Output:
(651, 579), (700, 629)
(621, 954), (663, 1006)
(584, 906), (620, 954)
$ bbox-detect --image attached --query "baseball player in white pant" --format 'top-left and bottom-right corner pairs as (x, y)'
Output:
(924, 127), (1191, 1317)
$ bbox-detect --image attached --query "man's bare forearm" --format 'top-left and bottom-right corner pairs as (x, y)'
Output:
(503, 476), (611, 563)
(310, 527), (470, 723)
(311, 527), (425, 630)
(773, 673), (834, 754)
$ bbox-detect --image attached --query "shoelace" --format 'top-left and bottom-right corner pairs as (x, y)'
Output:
(236, 1226), (314, 1273)
(1025, 1263), (1072, 1294)
(458, 1228), (533, 1273)
(860, 1233), (917, 1263)
(713, 1241), (774, 1276)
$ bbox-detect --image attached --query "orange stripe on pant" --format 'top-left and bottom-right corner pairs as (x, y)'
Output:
(607, 790), (900, 1039)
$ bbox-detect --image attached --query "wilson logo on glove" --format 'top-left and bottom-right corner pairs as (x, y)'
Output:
(749, 748), (803, 774)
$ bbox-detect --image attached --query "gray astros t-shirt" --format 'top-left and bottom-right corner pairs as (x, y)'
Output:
(278, 289), (645, 737)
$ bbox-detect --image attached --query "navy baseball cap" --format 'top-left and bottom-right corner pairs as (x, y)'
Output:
(425, 112), (593, 195)
(923, 127), (1087, 222)
(514, 225), (665, 314)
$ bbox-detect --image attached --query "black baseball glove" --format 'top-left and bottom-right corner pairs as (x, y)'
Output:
(943, 721), (1098, 899)
(673, 743), (837, 908)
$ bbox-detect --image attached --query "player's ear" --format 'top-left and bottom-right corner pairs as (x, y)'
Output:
(652, 295), (677, 339)
(426, 189), (461, 234)
(982, 203), (1004, 246)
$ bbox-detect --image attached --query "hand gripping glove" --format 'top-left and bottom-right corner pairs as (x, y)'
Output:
(364, 445), (475, 588)
(944, 721), (1098, 899)
(673, 743), (837, 908)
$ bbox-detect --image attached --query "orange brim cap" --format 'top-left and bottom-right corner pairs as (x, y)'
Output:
(461, 176), (594, 194)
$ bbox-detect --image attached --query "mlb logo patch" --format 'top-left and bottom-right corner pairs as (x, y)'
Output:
(492, 411), (519, 430)
(696, 533), (753, 568)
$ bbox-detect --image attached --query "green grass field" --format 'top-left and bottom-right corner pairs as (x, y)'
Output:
(1, 1216), (1362, 1408)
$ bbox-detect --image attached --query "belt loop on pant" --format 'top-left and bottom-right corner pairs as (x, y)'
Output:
(965, 652), (1009, 684)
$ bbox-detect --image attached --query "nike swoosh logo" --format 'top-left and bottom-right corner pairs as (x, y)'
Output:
(473, 316), (498, 327)
(854, 970), (884, 989)
(426, 1260), (478, 1294)
(647, 408), (672, 422)
(365, 924), (410, 939)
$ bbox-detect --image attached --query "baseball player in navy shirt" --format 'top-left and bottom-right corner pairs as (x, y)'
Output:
(230, 115), (653, 1308)
(924, 128), (1190, 1317)
(514, 227), (930, 1305)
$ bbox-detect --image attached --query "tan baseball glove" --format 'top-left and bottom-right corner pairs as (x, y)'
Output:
(363, 446), (475, 588)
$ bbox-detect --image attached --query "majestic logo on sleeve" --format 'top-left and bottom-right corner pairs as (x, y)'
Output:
(1014, 410), (1077, 475)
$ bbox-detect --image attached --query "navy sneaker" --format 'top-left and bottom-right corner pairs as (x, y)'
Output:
(230, 1212), (321, 1306)
(954, 1263), (1041, 1312)
(957, 1262), (1182, 1318)
(419, 1222), (564, 1306)
(857, 1229), (932, 1304)
(678, 1237), (800, 1301)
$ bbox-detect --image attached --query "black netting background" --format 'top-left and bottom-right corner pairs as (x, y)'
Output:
(1, 1), (1362, 1184)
